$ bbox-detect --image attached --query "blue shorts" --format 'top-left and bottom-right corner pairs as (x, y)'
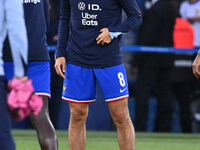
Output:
(62, 63), (129, 103)
(4, 62), (51, 98)
(0, 77), (15, 150)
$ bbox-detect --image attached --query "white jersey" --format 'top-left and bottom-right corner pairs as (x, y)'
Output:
(0, 0), (28, 76)
(180, 0), (200, 47)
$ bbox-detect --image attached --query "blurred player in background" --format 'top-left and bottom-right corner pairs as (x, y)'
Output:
(3, 0), (57, 150)
(0, 0), (28, 149)
(55, 0), (142, 150)
(180, 0), (200, 48)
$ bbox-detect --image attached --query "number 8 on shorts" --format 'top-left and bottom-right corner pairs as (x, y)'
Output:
(118, 72), (126, 87)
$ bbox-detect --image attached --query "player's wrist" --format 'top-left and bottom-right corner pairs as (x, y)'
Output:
(56, 57), (66, 60)
(14, 76), (28, 82)
(107, 29), (112, 40)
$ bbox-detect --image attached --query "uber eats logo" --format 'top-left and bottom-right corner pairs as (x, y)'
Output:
(78, 2), (102, 26)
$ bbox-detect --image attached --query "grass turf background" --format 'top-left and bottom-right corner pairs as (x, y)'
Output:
(13, 130), (200, 150)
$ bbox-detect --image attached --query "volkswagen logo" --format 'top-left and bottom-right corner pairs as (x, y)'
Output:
(78, 2), (86, 11)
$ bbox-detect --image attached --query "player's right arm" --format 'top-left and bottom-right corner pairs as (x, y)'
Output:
(5, 0), (28, 79)
(108, 0), (142, 35)
(96, 0), (142, 45)
(193, 50), (200, 79)
(55, 0), (71, 78)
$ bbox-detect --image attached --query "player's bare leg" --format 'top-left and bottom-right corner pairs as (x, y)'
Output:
(30, 96), (58, 150)
(68, 102), (89, 150)
(108, 98), (135, 150)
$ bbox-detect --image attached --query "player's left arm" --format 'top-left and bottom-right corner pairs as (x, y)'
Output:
(96, 0), (142, 45)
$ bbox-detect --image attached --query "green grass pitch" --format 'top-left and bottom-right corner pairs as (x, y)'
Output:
(13, 130), (200, 150)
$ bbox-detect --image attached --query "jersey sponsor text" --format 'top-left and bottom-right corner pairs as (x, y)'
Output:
(22, 0), (40, 4)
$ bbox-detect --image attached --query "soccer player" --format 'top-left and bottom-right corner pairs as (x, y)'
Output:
(0, 0), (28, 149)
(55, 0), (142, 150)
(3, 0), (57, 150)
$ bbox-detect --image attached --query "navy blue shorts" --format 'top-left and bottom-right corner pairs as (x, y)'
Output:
(62, 63), (129, 103)
(0, 76), (15, 150)
(4, 62), (51, 98)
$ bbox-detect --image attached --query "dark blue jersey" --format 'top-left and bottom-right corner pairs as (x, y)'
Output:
(56, 0), (142, 68)
(3, 0), (50, 62)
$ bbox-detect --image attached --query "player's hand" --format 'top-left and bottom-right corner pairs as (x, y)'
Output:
(55, 57), (66, 79)
(96, 28), (112, 45)
(192, 50), (200, 79)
